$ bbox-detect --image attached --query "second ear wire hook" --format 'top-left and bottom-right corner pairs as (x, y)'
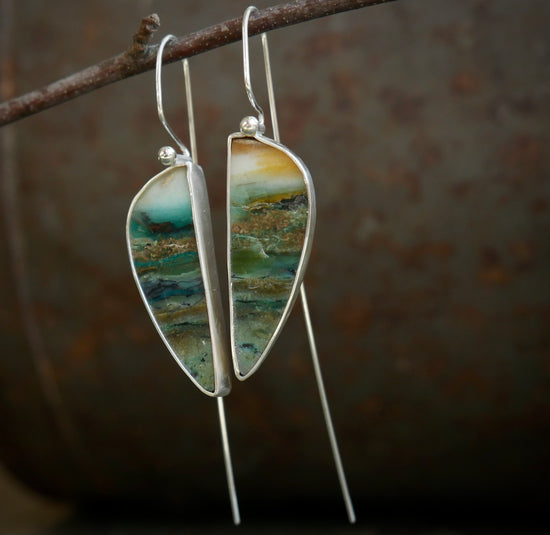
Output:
(155, 34), (192, 160)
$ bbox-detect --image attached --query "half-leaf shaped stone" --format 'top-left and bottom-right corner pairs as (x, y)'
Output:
(227, 135), (315, 379)
(127, 162), (230, 396)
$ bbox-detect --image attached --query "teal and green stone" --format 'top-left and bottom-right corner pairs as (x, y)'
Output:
(229, 137), (310, 377)
(127, 166), (215, 392)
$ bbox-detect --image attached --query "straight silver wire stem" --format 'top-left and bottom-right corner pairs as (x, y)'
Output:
(261, 34), (279, 142)
(260, 33), (356, 524)
(183, 57), (240, 525)
(300, 285), (356, 524)
(182, 59), (198, 163)
(242, 6), (265, 128)
(217, 397), (241, 525)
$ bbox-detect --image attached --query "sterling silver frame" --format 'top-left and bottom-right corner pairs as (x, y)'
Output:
(127, 159), (231, 397)
(226, 131), (316, 380)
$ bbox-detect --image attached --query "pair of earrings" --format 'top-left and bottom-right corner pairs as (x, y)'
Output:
(126, 6), (354, 525)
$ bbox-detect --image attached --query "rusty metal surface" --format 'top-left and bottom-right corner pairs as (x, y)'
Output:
(0, 0), (549, 514)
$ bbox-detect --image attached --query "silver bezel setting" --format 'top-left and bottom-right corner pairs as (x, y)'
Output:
(227, 131), (316, 380)
(127, 160), (231, 397)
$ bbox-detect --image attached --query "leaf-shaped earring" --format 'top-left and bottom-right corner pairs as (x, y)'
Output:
(227, 6), (356, 523)
(126, 35), (240, 524)
(227, 19), (315, 381)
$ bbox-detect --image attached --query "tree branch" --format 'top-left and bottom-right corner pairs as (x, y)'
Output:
(0, 0), (396, 127)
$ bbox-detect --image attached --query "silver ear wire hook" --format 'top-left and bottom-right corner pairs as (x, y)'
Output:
(155, 34), (191, 159)
(241, 6), (265, 132)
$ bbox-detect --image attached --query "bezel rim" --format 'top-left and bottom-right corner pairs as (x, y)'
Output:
(226, 132), (316, 380)
(126, 162), (231, 397)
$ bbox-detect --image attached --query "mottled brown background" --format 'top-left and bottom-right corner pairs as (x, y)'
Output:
(0, 0), (549, 525)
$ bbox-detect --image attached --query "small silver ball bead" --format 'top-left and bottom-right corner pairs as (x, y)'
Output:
(240, 116), (259, 136)
(158, 146), (177, 166)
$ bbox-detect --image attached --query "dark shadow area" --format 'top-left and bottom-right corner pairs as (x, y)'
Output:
(36, 497), (549, 535)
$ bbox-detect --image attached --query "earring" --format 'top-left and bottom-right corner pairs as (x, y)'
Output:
(227, 15), (315, 380)
(126, 35), (240, 524)
(227, 7), (356, 523)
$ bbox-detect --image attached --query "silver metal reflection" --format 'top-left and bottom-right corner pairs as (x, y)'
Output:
(217, 397), (241, 525)
(300, 284), (356, 523)
(261, 33), (279, 142)
(187, 162), (232, 396)
(182, 58), (198, 163)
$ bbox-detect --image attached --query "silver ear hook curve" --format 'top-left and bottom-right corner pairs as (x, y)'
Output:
(155, 34), (191, 158)
(242, 6), (265, 130)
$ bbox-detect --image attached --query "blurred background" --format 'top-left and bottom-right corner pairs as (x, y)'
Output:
(0, 0), (549, 533)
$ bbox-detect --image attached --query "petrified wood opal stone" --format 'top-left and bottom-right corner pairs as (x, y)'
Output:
(229, 137), (312, 378)
(127, 166), (215, 393)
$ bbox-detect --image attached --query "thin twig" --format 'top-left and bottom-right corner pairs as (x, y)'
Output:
(127, 13), (161, 59)
(0, 0), (396, 127)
